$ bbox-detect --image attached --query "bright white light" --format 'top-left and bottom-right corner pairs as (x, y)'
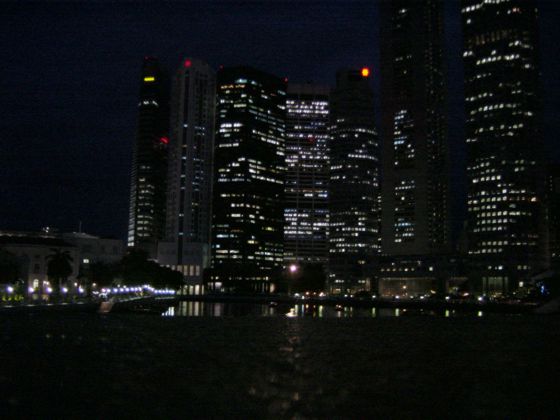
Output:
(46, 287), (53, 294)
(289, 264), (298, 273)
(62, 287), (68, 294)
(6, 286), (14, 294)
(285, 308), (297, 318)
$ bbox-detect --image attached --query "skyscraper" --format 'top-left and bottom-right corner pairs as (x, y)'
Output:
(378, 0), (450, 296)
(545, 164), (559, 270)
(462, 0), (545, 294)
(284, 84), (330, 267)
(127, 57), (169, 255)
(210, 67), (286, 292)
(161, 58), (216, 287)
(329, 68), (380, 294)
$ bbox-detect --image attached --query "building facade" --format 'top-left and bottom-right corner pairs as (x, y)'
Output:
(160, 58), (216, 287)
(284, 83), (330, 267)
(378, 0), (451, 295)
(210, 67), (286, 292)
(328, 69), (380, 294)
(62, 232), (124, 266)
(0, 230), (123, 295)
(462, 0), (545, 294)
(127, 57), (169, 255)
(546, 164), (560, 270)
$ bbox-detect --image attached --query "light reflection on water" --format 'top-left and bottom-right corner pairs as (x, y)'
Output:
(162, 301), (483, 318)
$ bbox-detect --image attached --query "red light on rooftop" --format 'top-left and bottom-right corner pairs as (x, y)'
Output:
(159, 136), (169, 145)
(361, 67), (370, 77)
(283, 77), (289, 83)
(184, 59), (192, 68)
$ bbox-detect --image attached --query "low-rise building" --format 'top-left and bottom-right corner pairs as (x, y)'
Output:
(0, 230), (124, 294)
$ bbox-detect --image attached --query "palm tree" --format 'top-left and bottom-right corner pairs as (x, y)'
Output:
(46, 249), (74, 299)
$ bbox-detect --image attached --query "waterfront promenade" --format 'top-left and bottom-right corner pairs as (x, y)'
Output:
(0, 292), (544, 316)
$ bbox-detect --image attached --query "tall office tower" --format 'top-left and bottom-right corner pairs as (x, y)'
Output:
(462, 0), (544, 294)
(328, 68), (380, 294)
(378, 0), (450, 296)
(546, 165), (560, 270)
(284, 84), (330, 267)
(162, 58), (215, 286)
(127, 57), (169, 256)
(210, 67), (286, 292)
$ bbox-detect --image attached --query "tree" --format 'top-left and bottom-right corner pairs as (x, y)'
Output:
(0, 248), (19, 284)
(88, 261), (117, 288)
(116, 249), (184, 290)
(47, 249), (74, 298)
(118, 249), (153, 285)
(151, 265), (183, 289)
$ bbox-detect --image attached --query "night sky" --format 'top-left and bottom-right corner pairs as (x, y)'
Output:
(1, 1), (559, 241)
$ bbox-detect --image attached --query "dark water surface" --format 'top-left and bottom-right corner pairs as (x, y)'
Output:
(1, 310), (559, 419)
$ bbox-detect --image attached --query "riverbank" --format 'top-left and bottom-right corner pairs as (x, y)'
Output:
(0, 300), (99, 314)
(0, 293), (545, 316)
(178, 293), (540, 314)
(0, 295), (180, 315)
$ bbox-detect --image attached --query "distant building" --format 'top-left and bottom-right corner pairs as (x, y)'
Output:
(377, 254), (468, 297)
(210, 66), (286, 292)
(160, 58), (216, 290)
(328, 68), (380, 294)
(62, 232), (124, 266)
(462, 0), (545, 294)
(284, 83), (330, 267)
(127, 57), (169, 256)
(378, 0), (451, 296)
(0, 230), (123, 294)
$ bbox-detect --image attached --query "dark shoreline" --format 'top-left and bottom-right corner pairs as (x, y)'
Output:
(178, 293), (541, 315)
(0, 293), (546, 315)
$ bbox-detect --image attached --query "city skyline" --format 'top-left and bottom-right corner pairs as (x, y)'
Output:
(2, 2), (560, 417)
(1, 0), (560, 245)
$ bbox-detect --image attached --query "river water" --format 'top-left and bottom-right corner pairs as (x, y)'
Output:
(1, 305), (559, 418)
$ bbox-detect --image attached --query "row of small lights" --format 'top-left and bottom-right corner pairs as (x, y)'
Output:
(292, 292), (488, 302)
(2, 284), (500, 301)
(3, 284), (174, 296)
(99, 285), (175, 296)
(10, 286), (87, 295)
